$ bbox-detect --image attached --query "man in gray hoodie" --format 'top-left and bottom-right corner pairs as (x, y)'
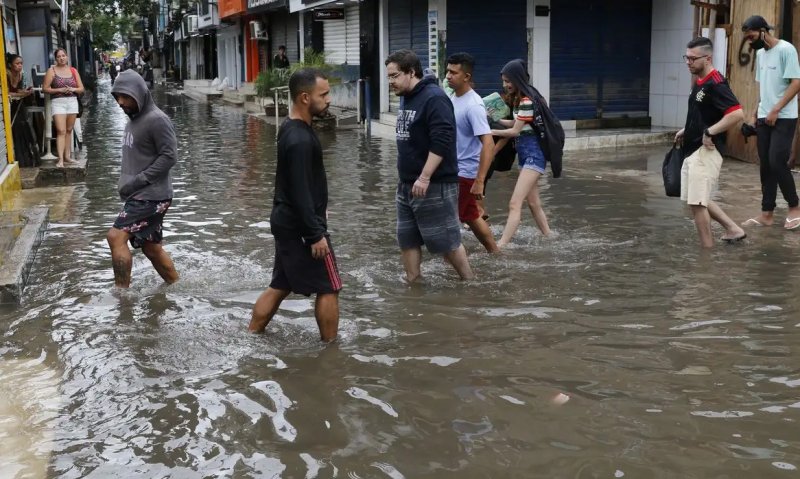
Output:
(107, 70), (179, 288)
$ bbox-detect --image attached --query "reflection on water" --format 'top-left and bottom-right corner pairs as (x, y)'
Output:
(1, 79), (800, 477)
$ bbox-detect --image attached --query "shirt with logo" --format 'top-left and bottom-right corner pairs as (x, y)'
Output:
(683, 69), (742, 155)
(755, 40), (800, 119)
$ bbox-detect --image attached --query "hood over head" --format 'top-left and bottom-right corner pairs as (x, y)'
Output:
(501, 59), (543, 102)
(111, 70), (152, 117)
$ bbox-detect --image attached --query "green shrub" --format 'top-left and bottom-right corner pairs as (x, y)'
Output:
(254, 68), (290, 98)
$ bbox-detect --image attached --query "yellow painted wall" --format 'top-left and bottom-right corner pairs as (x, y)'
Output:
(0, 163), (21, 210)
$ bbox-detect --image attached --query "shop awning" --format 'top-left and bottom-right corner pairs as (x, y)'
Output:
(247, 0), (287, 15)
(289, 0), (339, 13)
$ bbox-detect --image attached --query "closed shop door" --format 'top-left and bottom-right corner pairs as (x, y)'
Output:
(446, 0), (527, 98)
(269, 11), (299, 65)
(388, 0), (428, 111)
(551, 0), (651, 120)
(388, 0), (428, 69)
(323, 5), (360, 65)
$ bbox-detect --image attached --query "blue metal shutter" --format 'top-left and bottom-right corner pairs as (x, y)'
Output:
(388, 0), (428, 69)
(446, 0), (527, 98)
(551, 0), (651, 120)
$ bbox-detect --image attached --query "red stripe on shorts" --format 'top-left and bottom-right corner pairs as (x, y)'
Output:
(324, 253), (342, 291)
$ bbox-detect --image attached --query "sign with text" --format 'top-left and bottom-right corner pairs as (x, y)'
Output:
(247, 0), (284, 12)
(312, 8), (344, 20)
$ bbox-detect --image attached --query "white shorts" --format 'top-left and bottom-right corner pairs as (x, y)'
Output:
(680, 147), (722, 206)
(51, 96), (79, 115)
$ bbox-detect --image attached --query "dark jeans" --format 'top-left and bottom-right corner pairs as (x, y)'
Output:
(758, 118), (799, 211)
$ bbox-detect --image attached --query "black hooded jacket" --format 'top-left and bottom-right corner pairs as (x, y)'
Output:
(501, 59), (565, 178)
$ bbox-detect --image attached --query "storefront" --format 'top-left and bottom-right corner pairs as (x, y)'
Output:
(218, 0), (246, 89)
(550, 0), (652, 121)
(445, 0), (527, 97)
(245, 0), (288, 81)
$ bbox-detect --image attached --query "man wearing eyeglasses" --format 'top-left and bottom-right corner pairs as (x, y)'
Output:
(740, 15), (800, 230)
(674, 37), (746, 247)
(385, 49), (474, 282)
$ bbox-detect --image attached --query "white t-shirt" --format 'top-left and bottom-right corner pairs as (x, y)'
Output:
(449, 89), (491, 179)
(755, 40), (800, 119)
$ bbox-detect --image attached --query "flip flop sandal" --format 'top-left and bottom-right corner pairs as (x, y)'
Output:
(742, 218), (765, 227)
(785, 217), (800, 230)
(722, 233), (747, 243)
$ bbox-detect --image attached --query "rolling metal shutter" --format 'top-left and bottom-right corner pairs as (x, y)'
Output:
(388, 0), (428, 111)
(323, 4), (359, 65)
(270, 11), (299, 64)
(388, 0), (428, 68)
(551, 0), (651, 120)
(446, 0), (527, 98)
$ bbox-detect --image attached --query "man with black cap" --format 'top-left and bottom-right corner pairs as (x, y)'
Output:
(741, 15), (800, 230)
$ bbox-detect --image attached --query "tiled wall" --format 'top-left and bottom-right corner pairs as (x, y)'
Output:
(649, 0), (694, 127)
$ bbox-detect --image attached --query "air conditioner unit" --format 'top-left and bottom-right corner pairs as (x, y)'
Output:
(249, 20), (268, 41)
(188, 15), (199, 35)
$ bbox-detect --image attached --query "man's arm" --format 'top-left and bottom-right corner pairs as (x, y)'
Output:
(414, 96), (455, 197)
(789, 122), (800, 168)
(471, 134), (495, 199)
(705, 109), (745, 148)
(120, 117), (178, 196)
(284, 140), (327, 246)
(766, 78), (800, 126)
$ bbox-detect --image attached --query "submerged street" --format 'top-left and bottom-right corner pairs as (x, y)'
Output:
(2, 79), (800, 477)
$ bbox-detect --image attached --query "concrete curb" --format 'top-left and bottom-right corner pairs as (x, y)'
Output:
(0, 207), (49, 303)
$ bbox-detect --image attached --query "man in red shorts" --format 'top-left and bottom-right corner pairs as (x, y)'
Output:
(446, 52), (498, 253)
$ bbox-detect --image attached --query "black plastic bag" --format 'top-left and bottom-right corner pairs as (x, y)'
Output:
(662, 144), (683, 197)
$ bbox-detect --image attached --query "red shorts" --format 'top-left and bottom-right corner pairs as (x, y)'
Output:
(458, 177), (480, 223)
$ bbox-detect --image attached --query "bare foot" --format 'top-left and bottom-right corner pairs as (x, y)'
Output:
(55, 162), (64, 168)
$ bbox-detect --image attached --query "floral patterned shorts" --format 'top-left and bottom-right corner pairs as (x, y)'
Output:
(113, 199), (172, 249)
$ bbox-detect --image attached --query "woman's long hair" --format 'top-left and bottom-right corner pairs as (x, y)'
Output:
(500, 59), (545, 109)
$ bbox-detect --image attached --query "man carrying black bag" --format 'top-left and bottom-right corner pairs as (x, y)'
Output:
(674, 37), (746, 248)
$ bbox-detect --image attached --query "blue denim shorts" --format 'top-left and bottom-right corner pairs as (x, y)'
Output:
(396, 181), (462, 254)
(516, 135), (546, 174)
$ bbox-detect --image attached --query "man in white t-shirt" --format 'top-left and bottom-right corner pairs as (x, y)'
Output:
(741, 15), (800, 230)
(446, 53), (498, 253)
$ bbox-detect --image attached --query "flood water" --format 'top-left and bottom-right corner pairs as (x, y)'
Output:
(2, 79), (800, 478)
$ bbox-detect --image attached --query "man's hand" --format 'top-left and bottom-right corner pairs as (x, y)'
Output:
(470, 179), (485, 200)
(766, 108), (779, 126)
(702, 131), (715, 150)
(674, 128), (684, 144)
(310, 237), (330, 259)
(412, 175), (430, 198)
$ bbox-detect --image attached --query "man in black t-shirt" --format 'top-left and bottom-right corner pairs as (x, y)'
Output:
(273, 45), (290, 69)
(675, 37), (746, 248)
(248, 68), (342, 342)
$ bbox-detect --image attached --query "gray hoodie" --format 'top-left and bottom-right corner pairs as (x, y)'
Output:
(110, 70), (177, 200)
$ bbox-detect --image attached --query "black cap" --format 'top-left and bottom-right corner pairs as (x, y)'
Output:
(742, 15), (772, 32)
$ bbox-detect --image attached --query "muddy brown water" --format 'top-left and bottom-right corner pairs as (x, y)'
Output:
(1, 79), (800, 478)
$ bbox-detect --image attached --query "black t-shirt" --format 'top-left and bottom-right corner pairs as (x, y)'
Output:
(270, 118), (328, 243)
(273, 54), (290, 69)
(682, 70), (741, 156)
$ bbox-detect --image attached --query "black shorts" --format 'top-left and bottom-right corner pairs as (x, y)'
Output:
(112, 199), (172, 249)
(269, 235), (342, 296)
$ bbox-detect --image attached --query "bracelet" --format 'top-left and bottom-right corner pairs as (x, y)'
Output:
(703, 128), (713, 138)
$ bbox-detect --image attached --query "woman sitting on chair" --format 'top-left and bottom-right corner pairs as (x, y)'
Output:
(43, 47), (84, 168)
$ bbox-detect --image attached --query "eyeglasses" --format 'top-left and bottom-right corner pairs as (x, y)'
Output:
(387, 71), (405, 80)
(682, 55), (708, 63)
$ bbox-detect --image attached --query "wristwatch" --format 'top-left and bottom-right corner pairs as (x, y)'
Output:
(703, 128), (713, 138)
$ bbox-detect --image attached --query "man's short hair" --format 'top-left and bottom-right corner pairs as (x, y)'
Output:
(686, 37), (714, 55)
(385, 49), (423, 79)
(289, 68), (326, 101)
(278, 45), (286, 51)
(445, 52), (475, 76)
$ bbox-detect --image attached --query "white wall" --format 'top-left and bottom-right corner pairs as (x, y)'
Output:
(529, 0), (550, 103)
(650, 0), (694, 127)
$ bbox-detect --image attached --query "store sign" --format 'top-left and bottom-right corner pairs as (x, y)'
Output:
(313, 8), (344, 20)
(247, 0), (284, 10)
(219, 0), (247, 18)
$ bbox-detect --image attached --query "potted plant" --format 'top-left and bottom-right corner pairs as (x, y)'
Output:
(255, 68), (290, 116)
